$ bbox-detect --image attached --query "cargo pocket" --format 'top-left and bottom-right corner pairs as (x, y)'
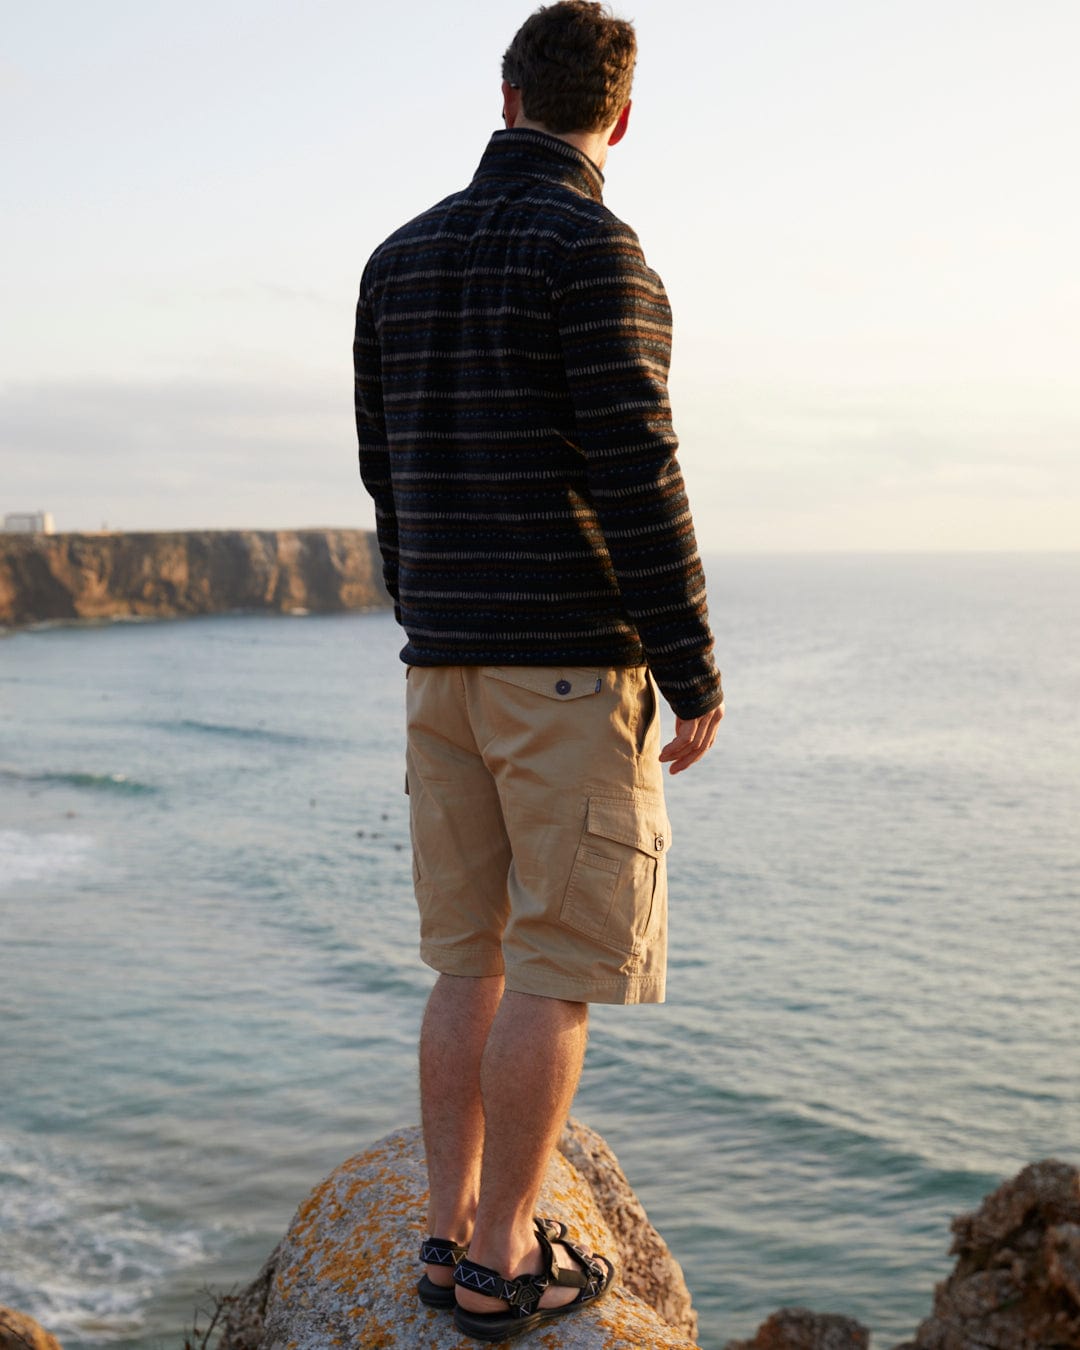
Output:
(560, 795), (670, 956)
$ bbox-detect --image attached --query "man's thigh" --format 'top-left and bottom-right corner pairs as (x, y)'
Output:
(406, 666), (510, 979)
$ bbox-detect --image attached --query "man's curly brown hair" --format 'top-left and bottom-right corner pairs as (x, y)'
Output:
(502, 1), (636, 135)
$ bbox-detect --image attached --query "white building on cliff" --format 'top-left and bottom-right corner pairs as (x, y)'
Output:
(3, 511), (55, 534)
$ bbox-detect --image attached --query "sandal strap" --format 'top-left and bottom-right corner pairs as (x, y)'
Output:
(550, 1233), (607, 1290)
(533, 1225), (585, 1294)
(423, 1217), (557, 1270)
(453, 1256), (550, 1317)
(453, 1225), (607, 1319)
(419, 1235), (468, 1267)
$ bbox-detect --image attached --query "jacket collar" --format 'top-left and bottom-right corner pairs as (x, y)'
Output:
(472, 129), (605, 203)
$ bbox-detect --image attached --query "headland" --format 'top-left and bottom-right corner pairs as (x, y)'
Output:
(0, 529), (390, 628)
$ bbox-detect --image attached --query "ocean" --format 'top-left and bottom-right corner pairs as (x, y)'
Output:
(2, 552), (1078, 1350)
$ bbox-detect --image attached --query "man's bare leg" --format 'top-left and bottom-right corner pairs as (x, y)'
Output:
(420, 973), (505, 1288)
(456, 990), (591, 1314)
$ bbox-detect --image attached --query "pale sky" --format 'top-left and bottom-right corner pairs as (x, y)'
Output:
(3, 0), (1078, 550)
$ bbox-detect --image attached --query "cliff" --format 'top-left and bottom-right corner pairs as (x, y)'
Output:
(0, 529), (390, 628)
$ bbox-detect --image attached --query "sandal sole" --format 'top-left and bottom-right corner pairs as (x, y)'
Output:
(417, 1274), (457, 1309)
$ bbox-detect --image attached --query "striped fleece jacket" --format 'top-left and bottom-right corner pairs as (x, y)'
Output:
(354, 128), (722, 720)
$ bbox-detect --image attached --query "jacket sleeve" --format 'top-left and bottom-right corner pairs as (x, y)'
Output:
(554, 219), (722, 720)
(354, 272), (401, 619)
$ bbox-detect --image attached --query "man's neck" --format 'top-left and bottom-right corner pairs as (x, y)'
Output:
(509, 116), (610, 173)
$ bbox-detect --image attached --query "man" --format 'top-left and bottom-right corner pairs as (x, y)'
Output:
(355, 2), (723, 1340)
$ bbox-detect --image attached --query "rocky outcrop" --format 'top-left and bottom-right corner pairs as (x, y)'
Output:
(223, 1147), (1080, 1350)
(721, 1159), (1080, 1350)
(0, 529), (389, 628)
(225, 1119), (701, 1350)
(903, 1159), (1080, 1349)
(724, 1308), (870, 1349)
(0, 1306), (63, 1350)
(6, 1153), (1078, 1349)
(558, 1118), (697, 1337)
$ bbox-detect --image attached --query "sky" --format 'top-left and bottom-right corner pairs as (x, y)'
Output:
(2, 0), (1078, 550)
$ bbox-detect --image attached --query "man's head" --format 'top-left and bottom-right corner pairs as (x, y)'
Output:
(502, 1), (636, 136)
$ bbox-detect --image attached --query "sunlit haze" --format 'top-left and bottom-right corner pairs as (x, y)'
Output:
(3, 0), (1077, 549)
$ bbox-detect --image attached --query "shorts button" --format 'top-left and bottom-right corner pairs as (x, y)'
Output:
(555, 679), (572, 695)
(654, 834), (665, 851)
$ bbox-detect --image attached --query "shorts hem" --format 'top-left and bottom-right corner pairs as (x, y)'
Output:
(503, 965), (666, 1006)
(420, 942), (506, 979)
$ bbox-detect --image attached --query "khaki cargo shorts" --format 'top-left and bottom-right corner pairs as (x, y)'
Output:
(404, 665), (670, 1005)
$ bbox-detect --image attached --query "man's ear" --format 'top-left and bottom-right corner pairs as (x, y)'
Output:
(607, 100), (632, 146)
(501, 80), (522, 128)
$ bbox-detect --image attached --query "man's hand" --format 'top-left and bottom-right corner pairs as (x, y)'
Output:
(658, 702), (725, 775)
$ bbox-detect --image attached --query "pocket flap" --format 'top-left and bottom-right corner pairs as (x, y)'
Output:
(481, 667), (603, 701)
(586, 795), (670, 857)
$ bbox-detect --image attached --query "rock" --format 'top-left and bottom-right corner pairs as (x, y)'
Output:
(217, 1249), (279, 1350)
(252, 1119), (702, 1350)
(724, 1307), (870, 1349)
(0, 529), (389, 627)
(558, 1118), (698, 1340)
(221, 1144), (1080, 1350)
(1047, 1223), (1080, 1307)
(906, 1158), (1080, 1349)
(0, 1305), (63, 1350)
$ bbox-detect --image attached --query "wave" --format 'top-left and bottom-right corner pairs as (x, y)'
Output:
(152, 717), (318, 746)
(321, 952), (432, 1000)
(0, 767), (157, 795)
(585, 1028), (1006, 1198)
(0, 1133), (216, 1343)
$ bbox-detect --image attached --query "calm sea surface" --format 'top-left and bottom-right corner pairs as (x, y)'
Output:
(2, 552), (1078, 1350)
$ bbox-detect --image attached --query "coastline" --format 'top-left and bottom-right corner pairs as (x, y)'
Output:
(0, 528), (390, 629)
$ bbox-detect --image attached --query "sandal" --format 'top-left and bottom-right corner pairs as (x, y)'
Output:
(452, 1219), (614, 1342)
(417, 1236), (468, 1309)
(416, 1217), (562, 1311)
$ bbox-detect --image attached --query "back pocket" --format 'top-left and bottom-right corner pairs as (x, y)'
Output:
(480, 666), (603, 701)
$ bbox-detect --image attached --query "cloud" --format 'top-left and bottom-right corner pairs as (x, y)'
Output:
(677, 375), (1080, 482)
(153, 283), (340, 309)
(668, 374), (1080, 549)
(1, 374), (369, 533)
(4, 369), (1078, 548)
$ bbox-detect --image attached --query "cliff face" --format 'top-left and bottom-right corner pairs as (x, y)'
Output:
(0, 529), (389, 627)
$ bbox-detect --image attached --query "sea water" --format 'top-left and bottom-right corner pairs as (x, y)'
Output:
(1, 553), (1078, 1349)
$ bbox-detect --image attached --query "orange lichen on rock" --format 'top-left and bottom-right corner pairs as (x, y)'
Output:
(258, 1121), (702, 1349)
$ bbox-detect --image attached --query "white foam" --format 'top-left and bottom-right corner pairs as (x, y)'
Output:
(0, 1134), (217, 1343)
(0, 829), (95, 890)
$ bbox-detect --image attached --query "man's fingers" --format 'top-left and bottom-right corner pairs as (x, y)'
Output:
(658, 702), (725, 774)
